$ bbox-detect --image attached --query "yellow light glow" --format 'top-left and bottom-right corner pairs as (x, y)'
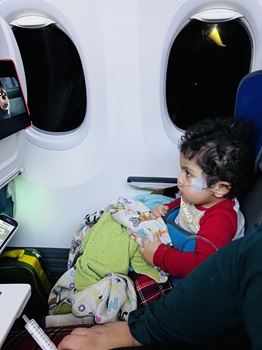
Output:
(209, 27), (226, 47)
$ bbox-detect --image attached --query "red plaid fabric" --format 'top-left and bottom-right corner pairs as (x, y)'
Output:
(135, 274), (173, 307)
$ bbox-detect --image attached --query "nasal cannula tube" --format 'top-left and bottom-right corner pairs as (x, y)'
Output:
(23, 315), (58, 350)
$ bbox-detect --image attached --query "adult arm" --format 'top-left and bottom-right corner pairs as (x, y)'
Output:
(131, 232), (262, 347)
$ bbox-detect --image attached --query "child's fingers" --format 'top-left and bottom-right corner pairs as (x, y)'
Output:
(153, 232), (161, 242)
(141, 237), (149, 247)
(151, 206), (165, 219)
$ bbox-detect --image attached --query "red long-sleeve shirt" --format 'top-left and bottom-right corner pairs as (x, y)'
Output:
(153, 197), (244, 278)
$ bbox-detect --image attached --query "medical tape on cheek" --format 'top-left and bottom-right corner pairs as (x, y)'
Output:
(191, 177), (207, 192)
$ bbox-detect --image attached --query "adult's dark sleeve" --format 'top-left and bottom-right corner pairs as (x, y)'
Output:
(128, 224), (262, 349)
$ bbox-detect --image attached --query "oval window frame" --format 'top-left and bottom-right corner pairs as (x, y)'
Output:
(161, 7), (254, 143)
(11, 15), (89, 151)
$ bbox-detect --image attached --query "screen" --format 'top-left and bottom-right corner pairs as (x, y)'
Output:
(0, 215), (18, 254)
(0, 59), (31, 140)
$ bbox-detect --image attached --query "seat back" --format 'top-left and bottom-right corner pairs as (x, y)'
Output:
(234, 70), (262, 229)
(234, 70), (262, 172)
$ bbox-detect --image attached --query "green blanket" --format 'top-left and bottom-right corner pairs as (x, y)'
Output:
(75, 212), (161, 291)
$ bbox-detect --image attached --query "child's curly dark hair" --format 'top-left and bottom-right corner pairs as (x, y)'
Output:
(179, 117), (255, 199)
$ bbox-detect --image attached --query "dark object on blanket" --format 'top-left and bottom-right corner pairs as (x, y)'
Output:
(0, 248), (53, 326)
(151, 185), (178, 198)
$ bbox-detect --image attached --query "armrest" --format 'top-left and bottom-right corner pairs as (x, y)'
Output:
(127, 176), (177, 190)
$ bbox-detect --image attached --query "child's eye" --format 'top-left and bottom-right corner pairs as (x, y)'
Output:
(185, 170), (191, 177)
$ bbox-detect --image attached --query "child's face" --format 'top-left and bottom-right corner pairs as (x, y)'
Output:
(0, 88), (10, 114)
(177, 154), (218, 208)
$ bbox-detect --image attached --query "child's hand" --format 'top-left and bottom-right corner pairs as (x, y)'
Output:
(139, 232), (162, 266)
(151, 205), (169, 219)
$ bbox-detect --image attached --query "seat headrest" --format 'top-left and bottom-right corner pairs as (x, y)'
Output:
(234, 70), (262, 173)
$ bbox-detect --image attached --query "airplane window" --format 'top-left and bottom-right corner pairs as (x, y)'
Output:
(12, 24), (86, 132)
(166, 19), (251, 130)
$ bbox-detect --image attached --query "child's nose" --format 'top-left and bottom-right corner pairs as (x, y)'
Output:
(177, 173), (183, 185)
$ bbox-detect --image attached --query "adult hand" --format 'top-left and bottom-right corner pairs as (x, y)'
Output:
(58, 327), (104, 350)
(57, 322), (142, 350)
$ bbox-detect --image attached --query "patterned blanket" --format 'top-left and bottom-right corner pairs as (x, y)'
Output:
(47, 194), (174, 327)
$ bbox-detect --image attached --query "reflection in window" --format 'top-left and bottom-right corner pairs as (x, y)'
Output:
(13, 24), (86, 132)
(166, 19), (251, 130)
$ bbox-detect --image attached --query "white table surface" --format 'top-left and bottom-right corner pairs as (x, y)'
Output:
(0, 283), (31, 347)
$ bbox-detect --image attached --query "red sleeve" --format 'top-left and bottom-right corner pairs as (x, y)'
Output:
(165, 197), (181, 210)
(153, 202), (238, 278)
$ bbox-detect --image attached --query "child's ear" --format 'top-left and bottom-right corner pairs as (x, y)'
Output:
(213, 181), (231, 198)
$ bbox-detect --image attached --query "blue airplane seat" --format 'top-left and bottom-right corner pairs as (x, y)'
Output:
(234, 70), (262, 172)
(233, 70), (262, 231)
